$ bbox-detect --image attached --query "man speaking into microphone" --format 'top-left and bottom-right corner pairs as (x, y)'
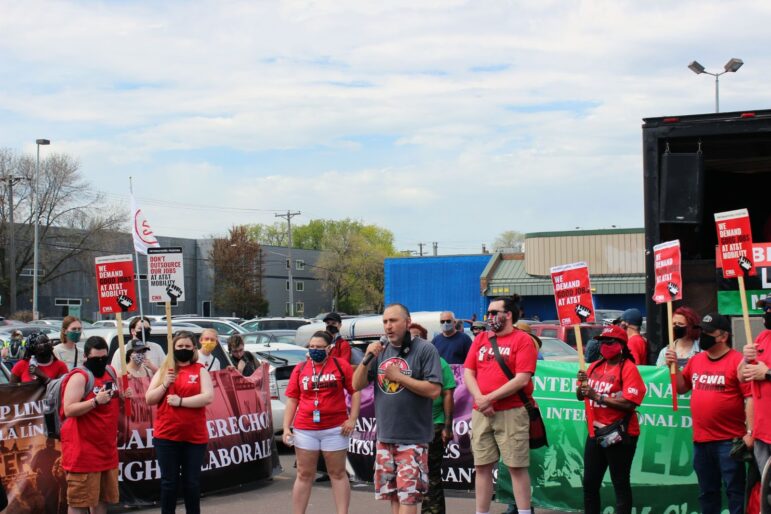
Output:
(354, 303), (443, 514)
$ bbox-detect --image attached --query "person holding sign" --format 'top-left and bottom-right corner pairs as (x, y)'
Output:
(282, 331), (360, 514)
(655, 306), (701, 368)
(576, 325), (646, 514)
(228, 334), (259, 377)
(666, 312), (752, 514)
(740, 298), (771, 483)
(145, 331), (213, 514)
(463, 295), (538, 514)
(10, 333), (69, 384)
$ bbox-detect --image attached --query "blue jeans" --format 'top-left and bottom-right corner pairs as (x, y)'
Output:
(154, 438), (207, 514)
(693, 440), (746, 514)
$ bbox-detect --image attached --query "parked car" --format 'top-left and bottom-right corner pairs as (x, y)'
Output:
(529, 323), (607, 351)
(241, 317), (311, 332)
(0, 362), (11, 384)
(538, 336), (579, 362)
(0, 326), (58, 339)
(241, 330), (298, 346)
(90, 320), (129, 328)
(170, 318), (246, 336)
(244, 342), (308, 442)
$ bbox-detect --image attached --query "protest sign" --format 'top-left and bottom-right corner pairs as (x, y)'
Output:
(95, 255), (137, 314)
(0, 367), (273, 513)
(716, 242), (771, 314)
(550, 262), (595, 326)
(715, 208), (756, 279)
(652, 240), (682, 304)
(147, 247), (185, 303)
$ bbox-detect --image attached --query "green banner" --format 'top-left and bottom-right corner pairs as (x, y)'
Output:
(717, 290), (769, 316)
(496, 362), (701, 512)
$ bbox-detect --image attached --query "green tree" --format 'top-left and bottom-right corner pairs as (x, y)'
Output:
(211, 226), (268, 318)
(246, 222), (288, 246)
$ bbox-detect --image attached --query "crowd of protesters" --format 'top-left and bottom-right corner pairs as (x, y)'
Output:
(1, 292), (770, 514)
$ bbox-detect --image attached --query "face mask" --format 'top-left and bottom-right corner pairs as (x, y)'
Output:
(673, 325), (687, 339)
(441, 322), (454, 333)
(488, 313), (506, 332)
(136, 328), (151, 341)
(66, 331), (82, 343)
(35, 347), (53, 361)
(764, 311), (771, 330)
(326, 325), (339, 335)
(699, 333), (718, 351)
(600, 342), (623, 360)
(308, 349), (327, 363)
(84, 356), (109, 377)
(174, 348), (194, 363)
(131, 352), (145, 365)
(201, 341), (217, 353)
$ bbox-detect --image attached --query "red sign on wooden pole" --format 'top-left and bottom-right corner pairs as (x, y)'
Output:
(652, 240), (683, 304)
(95, 255), (137, 315)
(715, 208), (756, 279)
(550, 262), (595, 326)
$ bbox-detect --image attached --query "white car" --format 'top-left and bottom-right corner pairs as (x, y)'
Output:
(245, 342), (308, 442)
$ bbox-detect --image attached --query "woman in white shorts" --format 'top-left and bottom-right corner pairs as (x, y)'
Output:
(283, 331), (361, 514)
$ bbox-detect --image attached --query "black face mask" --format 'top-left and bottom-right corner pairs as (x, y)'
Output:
(764, 311), (771, 330)
(326, 325), (339, 335)
(137, 328), (151, 341)
(700, 333), (718, 351)
(35, 347), (54, 362)
(84, 356), (109, 377)
(673, 325), (688, 340)
(174, 348), (194, 363)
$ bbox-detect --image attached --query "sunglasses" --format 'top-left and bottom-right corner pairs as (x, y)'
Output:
(472, 327), (484, 332)
(486, 310), (507, 317)
(440, 319), (453, 323)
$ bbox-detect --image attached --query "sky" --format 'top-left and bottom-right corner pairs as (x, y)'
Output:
(1, 0), (770, 255)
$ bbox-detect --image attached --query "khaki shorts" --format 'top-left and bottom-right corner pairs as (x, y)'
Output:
(66, 468), (119, 508)
(471, 407), (530, 468)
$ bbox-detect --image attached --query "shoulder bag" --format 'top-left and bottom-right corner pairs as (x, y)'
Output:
(489, 335), (548, 449)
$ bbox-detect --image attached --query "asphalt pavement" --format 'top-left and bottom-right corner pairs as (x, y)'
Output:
(126, 446), (568, 514)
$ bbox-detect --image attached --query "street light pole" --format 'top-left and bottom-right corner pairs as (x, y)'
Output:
(33, 139), (50, 320)
(3, 175), (22, 314)
(688, 58), (743, 113)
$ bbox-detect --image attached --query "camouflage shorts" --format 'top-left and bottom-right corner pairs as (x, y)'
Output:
(374, 442), (429, 505)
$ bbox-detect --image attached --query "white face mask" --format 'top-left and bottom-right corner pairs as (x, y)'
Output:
(441, 321), (454, 333)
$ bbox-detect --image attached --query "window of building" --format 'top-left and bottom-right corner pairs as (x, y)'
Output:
(296, 302), (305, 315)
(295, 281), (304, 292)
(296, 259), (305, 270)
(55, 298), (82, 306)
(285, 280), (290, 291)
(286, 259), (291, 270)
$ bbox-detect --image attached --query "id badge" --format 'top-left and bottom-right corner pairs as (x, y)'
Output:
(312, 409), (321, 423)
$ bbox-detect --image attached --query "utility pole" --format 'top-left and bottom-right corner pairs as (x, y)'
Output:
(3, 175), (22, 315)
(418, 243), (425, 257)
(275, 210), (301, 316)
(432, 242), (438, 256)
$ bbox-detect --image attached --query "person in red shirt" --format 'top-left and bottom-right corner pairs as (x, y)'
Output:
(667, 312), (752, 514)
(618, 308), (648, 365)
(61, 336), (132, 514)
(740, 298), (771, 487)
(576, 324), (646, 514)
(463, 295), (538, 514)
(145, 331), (214, 514)
(324, 312), (352, 364)
(283, 331), (360, 514)
(10, 333), (69, 384)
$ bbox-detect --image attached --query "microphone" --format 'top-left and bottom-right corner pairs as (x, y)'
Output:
(362, 336), (388, 366)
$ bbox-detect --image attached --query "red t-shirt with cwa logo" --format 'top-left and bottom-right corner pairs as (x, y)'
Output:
(586, 358), (646, 436)
(463, 330), (537, 411)
(752, 330), (771, 443)
(682, 349), (751, 442)
(153, 363), (208, 444)
(285, 357), (354, 430)
(328, 338), (352, 363)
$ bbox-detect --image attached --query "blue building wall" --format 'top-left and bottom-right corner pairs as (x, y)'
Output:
(384, 256), (490, 319)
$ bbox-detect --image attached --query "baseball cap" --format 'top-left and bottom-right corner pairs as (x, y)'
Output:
(699, 312), (731, 333)
(756, 297), (771, 310)
(471, 321), (486, 330)
(619, 308), (643, 327)
(597, 325), (628, 343)
(323, 312), (342, 323)
(132, 339), (148, 351)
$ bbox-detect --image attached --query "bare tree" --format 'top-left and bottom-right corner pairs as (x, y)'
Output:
(211, 226), (268, 318)
(493, 230), (525, 253)
(0, 149), (125, 315)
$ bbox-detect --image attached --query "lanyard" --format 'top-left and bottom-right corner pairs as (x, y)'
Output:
(310, 359), (329, 407)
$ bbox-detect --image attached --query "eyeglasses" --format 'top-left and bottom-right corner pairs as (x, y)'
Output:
(486, 310), (507, 317)
(471, 328), (483, 332)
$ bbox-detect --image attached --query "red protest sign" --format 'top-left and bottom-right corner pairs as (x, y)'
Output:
(714, 209), (756, 279)
(652, 240), (683, 304)
(550, 262), (595, 326)
(95, 255), (137, 315)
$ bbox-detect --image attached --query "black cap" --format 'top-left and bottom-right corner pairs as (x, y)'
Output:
(699, 312), (731, 333)
(323, 312), (342, 323)
(756, 297), (771, 311)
